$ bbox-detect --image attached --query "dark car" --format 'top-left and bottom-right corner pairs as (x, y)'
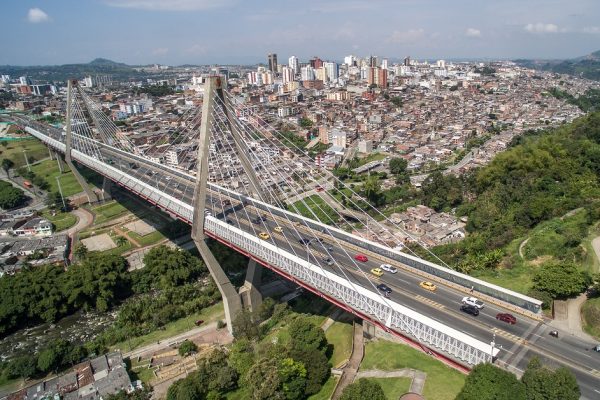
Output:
(496, 313), (517, 325)
(251, 218), (261, 224)
(226, 219), (235, 225)
(222, 199), (231, 206)
(377, 283), (392, 295)
(194, 319), (204, 326)
(460, 305), (479, 316)
(299, 238), (311, 245)
(593, 344), (600, 352)
(259, 215), (268, 222)
(322, 257), (334, 266)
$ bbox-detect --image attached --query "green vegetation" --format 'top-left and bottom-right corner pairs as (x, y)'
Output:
(362, 340), (465, 400)
(178, 339), (198, 357)
(291, 194), (339, 225)
(127, 230), (165, 247)
(390, 96), (403, 107)
(0, 180), (26, 209)
(300, 118), (314, 128)
(92, 200), (129, 224)
(364, 377), (411, 400)
(30, 159), (83, 197)
(0, 138), (48, 168)
(583, 296), (600, 338)
(413, 111), (600, 301)
(307, 375), (338, 400)
(324, 321), (353, 367)
(280, 130), (309, 149)
(340, 378), (386, 400)
(135, 83), (175, 97)
(549, 87), (600, 112)
(41, 209), (78, 231)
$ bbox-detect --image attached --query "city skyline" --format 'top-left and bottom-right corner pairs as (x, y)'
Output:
(2, 0), (600, 66)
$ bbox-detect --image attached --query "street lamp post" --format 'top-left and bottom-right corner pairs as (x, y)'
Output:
(23, 150), (30, 172)
(55, 176), (67, 211)
(490, 332), (496, 363)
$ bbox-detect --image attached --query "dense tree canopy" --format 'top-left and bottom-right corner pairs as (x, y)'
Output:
(521, 357), (580, 400)
(456, 363), (526, 400)
(340, 378), (386, 400)
(0, 180), (26, 209)
(532, 262), (591, 299)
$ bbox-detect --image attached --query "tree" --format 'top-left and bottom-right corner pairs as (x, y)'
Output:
(390, 96), (403, 107)
(166, 375), (205, 400)
(532, 262), (591, 299)
(299, 118), (313, 128)
(196, 349), (238, 394)
(7, 355), (37, 379)
(362, 176), (383, 206)
(521, 357), (580, 400)
(246, 358), (285, 400)
(340, 378), (386, 400)
(456, 363), (525, 400)
(229, 339), (255, 380)
(257, 297), (276, 321)
(73, 243), (89, 259)
(289, 347), (330, 395)
(178, 340), (198, 357)
(288, 317), (327, 353)
(0, 180), (26, 209)
(46, 191), (67, 210)
(389, 157), (408, 175)
(37, 347), (58, 373)
(232, 310), (260, 341)
(1, 158), (14, 177)
(278, 357), (307, 400)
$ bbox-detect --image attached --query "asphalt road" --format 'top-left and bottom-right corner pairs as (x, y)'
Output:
(9, 116), (600, 399)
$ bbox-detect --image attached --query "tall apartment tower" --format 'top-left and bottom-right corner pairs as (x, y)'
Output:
(268, 53), (278, 73)
(288, 55), (300, 74)
(404, 56), (411, 66)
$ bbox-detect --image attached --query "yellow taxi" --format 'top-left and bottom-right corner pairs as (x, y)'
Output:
(370, 268), (384, 277)
(258, 232), (270, 240)
(273, 226), (284, 234)
(419, 281), (437, 291)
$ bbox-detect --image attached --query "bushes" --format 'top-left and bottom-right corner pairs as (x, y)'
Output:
(0, 180), (26, 209)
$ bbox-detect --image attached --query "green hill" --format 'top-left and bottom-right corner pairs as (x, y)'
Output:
(515, 50), (600, 80)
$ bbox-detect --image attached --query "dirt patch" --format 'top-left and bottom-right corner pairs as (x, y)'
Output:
(124, 219), (157, 236)
(81, 233), (116, 251)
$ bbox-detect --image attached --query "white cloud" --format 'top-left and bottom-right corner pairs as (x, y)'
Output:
(388, 29), (425, 44)
(582, 26), (600, 34)
(105, 0), (235, 11)
(465, 28), (481, 37)
(524, 22), (559, 33)
(151, 48), (169, 56)
(27, 8), (49, 23)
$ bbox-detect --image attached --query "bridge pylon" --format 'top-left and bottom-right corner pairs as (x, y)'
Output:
(64, 79), (98, 204)
(192, 76), (246, 334)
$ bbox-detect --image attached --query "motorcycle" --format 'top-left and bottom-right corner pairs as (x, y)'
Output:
(549, 330), (559, 338)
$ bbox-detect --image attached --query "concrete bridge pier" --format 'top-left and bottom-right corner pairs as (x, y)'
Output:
(239, 259), (263, 312)
(101, 177), (113, 201)
(53, 150), (66, 173)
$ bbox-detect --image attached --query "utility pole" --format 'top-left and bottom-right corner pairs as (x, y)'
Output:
(23, 150), (30, 172)
(56, 176), (67, 211)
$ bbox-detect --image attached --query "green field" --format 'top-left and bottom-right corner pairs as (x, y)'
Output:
(30, 159), (84, 197)
(325, 321), (353, 368)
(291, 194), (339, 225)
(307, 375), (338, 400)
(582, 297), (600, 339)
(365, 377), (412, 399)
(361, 340), (466, 400)
(110, 302), (224, 353)
(128, 230), (166, 247)
(41, 209), (78, 232)
(0, 138), (49, 168)
(92, 201), (129, 224)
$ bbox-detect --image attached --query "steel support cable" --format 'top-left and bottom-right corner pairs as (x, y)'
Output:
(210, 106), (382, 308)
(71, 94), (103, 160)
(222, 90), (451, 269)
(77, 87), (117, 149)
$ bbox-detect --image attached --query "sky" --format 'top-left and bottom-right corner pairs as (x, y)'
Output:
(2, 0), (600, 66)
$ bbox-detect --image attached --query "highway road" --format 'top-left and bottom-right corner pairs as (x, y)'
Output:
(6, 115), (600, 399)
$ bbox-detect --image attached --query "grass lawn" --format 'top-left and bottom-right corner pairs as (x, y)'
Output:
(41, 209), (78, 232)
(110, 302), (224, 353)
(128, 230), (166, 247)
(473, 264), (534, 295)
(361, 340), (466, 400)
(325, 321), (353, 368)
(29, 159), (84, 197)
(92, 201), (129, 224)
(582, 221), (600, 275)
(365, 377), (412, 400)
(0, 375), (21, 396)
(98, 240), (132, 256)
(225, 387), (251, 400)
(582, 297), (600, 339)
(307, 375), (338, 400)
(357, 152), (387, 167)
(0, 138), (49, 168)
(291, 194), (339, 225)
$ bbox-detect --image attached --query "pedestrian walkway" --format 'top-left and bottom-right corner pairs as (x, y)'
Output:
(332, 322), (364, 399)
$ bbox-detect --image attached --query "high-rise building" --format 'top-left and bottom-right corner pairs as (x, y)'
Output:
(436, 59), (446, 69)
(282, 66), (294, 84)
(19, 76), (32, 86)
(288, 55), (299, 74)
(344, 55), (357, 67)
(309, 57), (323, 69)
(404, 56), (411, 66)
(377, 68), (388, 88)
(323, 62), (338, 83)
(268, 53), (278, 73)
(369, 56), (378, 68)
(367, 67), (376, 86)
(381, 58), (389, 70)
(301, 66), (316, 81)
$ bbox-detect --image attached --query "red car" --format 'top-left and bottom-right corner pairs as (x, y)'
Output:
(496, 313), (516, 324)
(354, 254), (368, 262)
(194, 320), (205, 326)
(316, 186), (324, 192)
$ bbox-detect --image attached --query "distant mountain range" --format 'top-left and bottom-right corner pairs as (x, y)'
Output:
(515, 50), (600, 81)
(0, 58), (147, 83)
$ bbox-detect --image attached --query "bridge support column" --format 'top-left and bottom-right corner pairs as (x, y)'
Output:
(64, 79), (98, 204)
(54, 151), (66, 173)
(239, 259), (263, 312)
(363, 320), (377, 339)
(101, 177), (113, 201)
(192, 76), (242, 335)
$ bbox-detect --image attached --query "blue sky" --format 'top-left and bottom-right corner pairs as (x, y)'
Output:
(2, 0), (600, 65)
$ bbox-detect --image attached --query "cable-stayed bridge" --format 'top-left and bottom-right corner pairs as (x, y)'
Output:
(5, 77), (600, 398)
